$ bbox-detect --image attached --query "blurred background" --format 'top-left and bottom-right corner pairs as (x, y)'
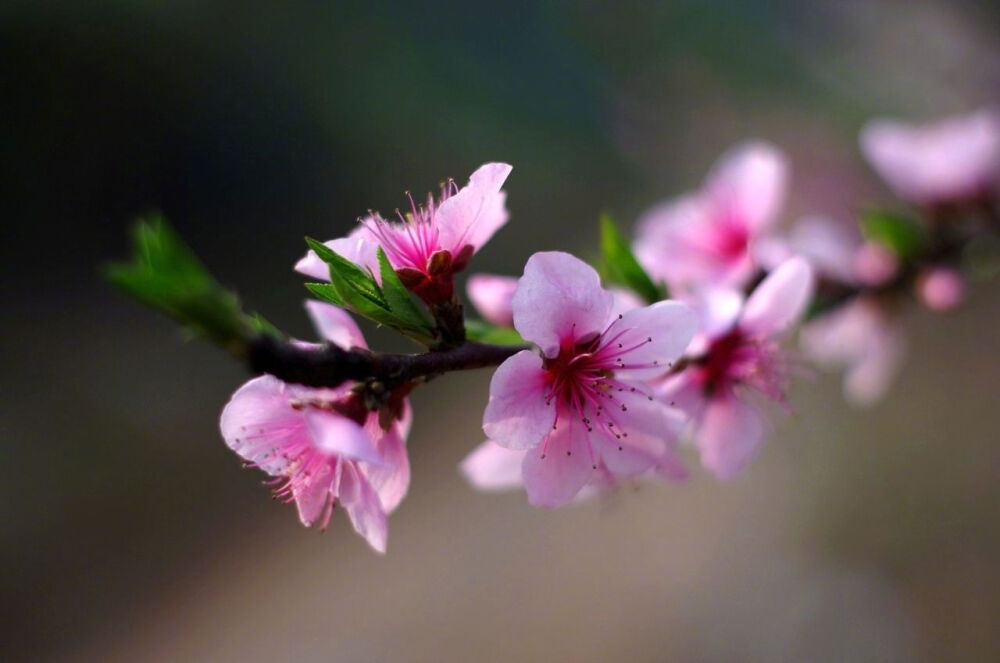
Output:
(3, 1), (999, 661)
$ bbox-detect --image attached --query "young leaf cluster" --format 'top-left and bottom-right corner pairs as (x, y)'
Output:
(104, 214), (274, 356)
(304, 239), (436, 346)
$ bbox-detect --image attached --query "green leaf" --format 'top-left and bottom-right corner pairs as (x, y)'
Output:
(305, 237), (385, 307)
(104, 213), (276, 355)
(302, 239), (436, 346)
(304, 282), (345, 307)
(598, 213), (667, 303)
(859, 210), (928, 259)
(376, 247), (432, 330)
(464, 319), (526, 346)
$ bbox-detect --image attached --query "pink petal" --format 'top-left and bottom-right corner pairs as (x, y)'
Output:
(740, 257), (814, 337)
(634, 195), (712, 287)
(303, 409), (382, 465)
(459, 441), (526, 492)
(469, 161), (514, 192)
(219, 376), (303, 475)
(338, 461), (389, 554)
(592, 390), (676, 476)
(512, 251), (614, 356)
(304, 301), (368, 350)
(293, 461), (337, 529)
(360, 422), (410, 513)
(705, 140), (788, 232)
(695, 393), (765, 480)
(860, 110), (1000, 203)
(294, 226), (380, 281)
(521, 416), (595, 508)
(466, 273), (518, 326)
(482, 350), (556, 450)
(435, 162), (512, 253)
(604, 300), (698, 380)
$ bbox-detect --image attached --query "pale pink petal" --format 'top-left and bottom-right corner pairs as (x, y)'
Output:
(459, 441), (526, 492)
(705, 140), (788, 232)
(435, 162), (512, 253)
(304, 301), (368, 350)
(361, 423), (410, 513)
(338, 461), (389, 553)
(592, 391), (675, 476)
(521, 417), (594, 507)
(740, 257), (814, 336)
(604, 301), (698, 380)
(482, 350), (556, 450)
(695, 393), (766, 480)
(468, 161), (514, 192)
(293, 461), (336, 528)
(693, 287), (744, 341)
(466, 273), (518, 326)
(512, 251), (614, 356)
(294, 226), (381, 281)
(634, 195), (712, 287)
(220, 376), (302, 475)
(861, 110), (1000, 203)
(800, 298), (906, 407)
(303, 409), (382, 465)
(783, 216), (859, 283)
(843, 328), (906, 407)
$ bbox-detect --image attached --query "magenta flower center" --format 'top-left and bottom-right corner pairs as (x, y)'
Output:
(695, 329), (788, 402)
(539, 318), (662, 451)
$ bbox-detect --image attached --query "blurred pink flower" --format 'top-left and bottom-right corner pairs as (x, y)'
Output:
(853, 241), (900, 287)
(917, 267), (966, 312)
(466, 274), (518, 326)
(756, 216), (861, 285)
(481, 252), (697, 507)
(297, 162), (512, 304)
(219, 303), (410, 553)
(860, 109), (1000, 205)
(635, 141), (788, 294)
(801, 298), (906, 408)
(658, 258), (814, 479)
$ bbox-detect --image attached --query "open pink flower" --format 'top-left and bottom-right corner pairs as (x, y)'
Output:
(481, 252), (697, 507)
(297, 163), (512, 304)
(635, 141), (788, 294)
(861, 109), (1000, 205)
(801, 297), (906, 407)
(658, 258), (814, 479)
(219, 303), (410, 553)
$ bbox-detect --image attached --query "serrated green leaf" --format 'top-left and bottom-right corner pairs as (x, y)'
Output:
(376, 247), (432, 330)
(304, 282), (345, 306)
(305, 237), (386, 307)
(859, 210), (928, 259)
(464, 319), (526, 346)
(599, 213), (667, 303)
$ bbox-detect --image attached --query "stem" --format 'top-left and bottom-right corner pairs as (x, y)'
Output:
(248, 335), (527, 389)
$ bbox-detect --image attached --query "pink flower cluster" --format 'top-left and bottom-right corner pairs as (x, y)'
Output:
(215, 107), (997, 548)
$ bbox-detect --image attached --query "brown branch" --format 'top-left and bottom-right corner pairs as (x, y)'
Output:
(248, 335), (527, 389)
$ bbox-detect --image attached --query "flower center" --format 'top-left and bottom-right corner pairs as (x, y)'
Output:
(695, 329), (788, 402)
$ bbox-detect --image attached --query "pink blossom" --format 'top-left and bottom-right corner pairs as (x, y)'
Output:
(756, 216), (861, 285)
(860, 109), (1000, 205)
(481, 252), (697, 507)
(297, 162), (512, 304)
(635, 141), (789, 294)
(219, 302), (410, 553)
(801, 297), (906, 407)
(658, 258), (814, 479)
(917, 267), (966, 312)
(466, 274), (518, 326)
